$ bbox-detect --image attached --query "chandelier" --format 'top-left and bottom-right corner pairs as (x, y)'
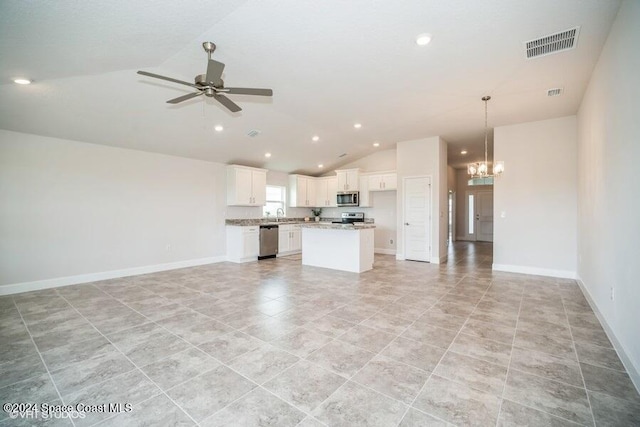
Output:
(468, 96), (504, 178)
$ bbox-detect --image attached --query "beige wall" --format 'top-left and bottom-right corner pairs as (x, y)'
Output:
(576, 0), (640, 387)
(493, 116), (578, 277)
(0, 129), (227, 291)
(396, 136), (447, 263)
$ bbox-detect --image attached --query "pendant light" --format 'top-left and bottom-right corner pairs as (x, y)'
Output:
(468, 96), (504, 178)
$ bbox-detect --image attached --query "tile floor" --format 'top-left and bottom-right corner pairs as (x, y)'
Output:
(1, 242), (639, 426)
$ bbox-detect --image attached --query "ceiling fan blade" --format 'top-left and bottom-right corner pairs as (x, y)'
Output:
(137, 71), (197, 88)
(166, 92), (203, 104)
(224, 88), (273, 96)
(214, 94), (242, 112)
(205, 59), (225, 85)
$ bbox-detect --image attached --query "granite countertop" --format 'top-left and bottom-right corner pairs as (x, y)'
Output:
(299, 223), (376, 230)
(226, 217), (374, 226)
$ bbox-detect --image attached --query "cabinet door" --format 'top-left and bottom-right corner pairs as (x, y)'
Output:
(382, 173), (397, 190)
(251, 170), (267, 206)
(278, 228), (290, 253)
(368, 174), (382, 191)
(336, 172), (348, 192)
(236, 168), (253, 204)
(359, 176), (371, 207)
(316, 180), (327, 207)
(305, 178), (316, 207)
(346, 170), (359, 191)
(290, 226), (301, 251)
(242, 230), (259, 258)
(326, 177), (337, 207)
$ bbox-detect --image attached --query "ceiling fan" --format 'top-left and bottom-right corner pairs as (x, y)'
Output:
(137, 42), (273, 112)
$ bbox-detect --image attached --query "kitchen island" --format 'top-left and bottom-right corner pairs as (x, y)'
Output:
(300, 223), (375, 273)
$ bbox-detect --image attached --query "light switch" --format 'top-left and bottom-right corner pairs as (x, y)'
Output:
(500, 211), (506, 218)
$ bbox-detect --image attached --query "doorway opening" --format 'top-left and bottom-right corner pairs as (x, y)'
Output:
(465, 189), (493, 242)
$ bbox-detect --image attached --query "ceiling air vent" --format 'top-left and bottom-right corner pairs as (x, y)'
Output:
(247, 129), (261, 138)
(547, 88), (563, 97)
(525, 27), (580, 59)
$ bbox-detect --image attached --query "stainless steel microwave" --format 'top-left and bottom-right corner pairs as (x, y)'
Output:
(337, 191), (359, 207)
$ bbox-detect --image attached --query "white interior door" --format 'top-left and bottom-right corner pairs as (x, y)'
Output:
(403, 177), (431, 262)
(476, 190), (494, 242)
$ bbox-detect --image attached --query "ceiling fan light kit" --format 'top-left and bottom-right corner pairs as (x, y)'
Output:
(137, 42), (273, 112)
(468, 95), (504, 179)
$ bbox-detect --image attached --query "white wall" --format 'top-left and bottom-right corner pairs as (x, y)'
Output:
(493, 116), (577, 278)
(0, 130), (227, 293)
(396, 136), (447, 263)
(576, 0), (640, 387)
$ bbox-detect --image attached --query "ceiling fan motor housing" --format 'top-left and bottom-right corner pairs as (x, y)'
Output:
(195, 74), (224, 88)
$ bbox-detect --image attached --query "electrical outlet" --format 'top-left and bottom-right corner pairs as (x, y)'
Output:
(610, 286), (615, 301)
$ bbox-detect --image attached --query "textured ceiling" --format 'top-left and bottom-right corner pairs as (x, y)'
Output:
(0, 0), (621, 174)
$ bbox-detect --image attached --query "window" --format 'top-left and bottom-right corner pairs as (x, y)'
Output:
(263, 185), (286, 218)
(468, 194), (475, 234)
(468, 177), (494, 186)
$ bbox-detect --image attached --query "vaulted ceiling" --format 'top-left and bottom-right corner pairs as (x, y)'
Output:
(0, 0), (621, 175)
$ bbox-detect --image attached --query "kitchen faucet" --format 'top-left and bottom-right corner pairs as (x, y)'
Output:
(276, 208), (285, 222)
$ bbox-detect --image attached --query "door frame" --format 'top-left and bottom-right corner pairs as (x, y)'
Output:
(401, 175), (432, 262)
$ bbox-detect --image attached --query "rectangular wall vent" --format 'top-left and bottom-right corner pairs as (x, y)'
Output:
(525, 27), (580, 59)
(246, 130), (261, 138)
(547, 88), (563, 97)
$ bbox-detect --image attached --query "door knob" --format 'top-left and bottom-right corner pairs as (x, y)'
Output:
(405, 222), (410, 226)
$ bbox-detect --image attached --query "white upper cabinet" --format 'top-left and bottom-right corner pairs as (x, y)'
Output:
(368, 172), (397, 191)
(315, 177), (338, 207)
(289, 175), (317, 207)
(335, 169), (360, 192)
(359, 176), (371, 207)
(227, 165), (267, 206)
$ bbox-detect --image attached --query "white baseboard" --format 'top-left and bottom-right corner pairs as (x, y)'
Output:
(492, 263), (577, 279)
(0, 256), (227, 296)
(576, 277), (640, 394)
(375, 248), (396, 255)
(395, 253), (405, 260)
(430, 255), (448, 264)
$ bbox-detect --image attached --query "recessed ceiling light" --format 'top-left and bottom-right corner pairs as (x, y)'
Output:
(373, 142), (380, 147)
(264, 152), (271, 158)
(461, 150), (468, 155)
(214, 125), (224, 132)
(13, 78), (31, 85)
(353, 123), (362, 129)
(312, 135), (320, 142)
(415, 33), (432, 46)
(318, 164), (324, 168)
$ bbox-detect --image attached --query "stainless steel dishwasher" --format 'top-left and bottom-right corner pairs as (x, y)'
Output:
(259, 224), (278, 259)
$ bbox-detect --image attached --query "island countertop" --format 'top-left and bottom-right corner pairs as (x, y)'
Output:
(299, 223), (376, 230)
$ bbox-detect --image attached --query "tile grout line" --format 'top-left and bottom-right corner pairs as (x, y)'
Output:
(559, 287), (598, 427)
(289, 278), (467, 426)
(55, 293), (202, 427)
(393, 273), (475, 426)
(107, 292), (340, 424)
(494, 277), (525, 427)
(11, 297), (77, 427)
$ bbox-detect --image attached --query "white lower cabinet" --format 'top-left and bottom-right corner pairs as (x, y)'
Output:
(278, 224), (301, 255)
(227, 226), (259, 263)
